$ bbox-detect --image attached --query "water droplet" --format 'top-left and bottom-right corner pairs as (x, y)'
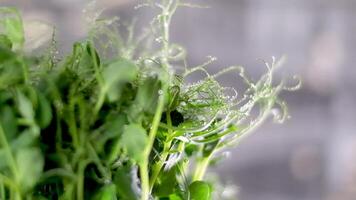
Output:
(134, 3), (149, 10)
(158, 90), (164, 95)
(155, 37), (163, 43)
(176, 136), (190, 143)
(207, 55), (217, 61)
(104, 179), (111, 184)
(222, 151), (231, 158)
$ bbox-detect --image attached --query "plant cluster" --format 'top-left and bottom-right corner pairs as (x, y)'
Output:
(0, 1), (300, 199)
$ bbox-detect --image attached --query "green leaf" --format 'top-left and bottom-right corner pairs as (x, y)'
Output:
(153, 167), (179, 197)
(120, 124), (147, 163)
(35, 92), (52, 128)
(113, 164), (140, 200)
(10, 129), (37, 151)
(16, 147), (44, 192)
(94, 114), (127, 157)
(0, 106), (17, 141)
(0, 46), (14, 63)
(0, 47), (25, 88)
(86, 42), (101, 66)
(0, 66), (25, 88)
(136, 77), (161, 113)
(93, 184), (117, 200)
(103, 58), (138, 102)
(168, 86), (180, 111)
(65, 42), (96, 75)
(129, 77), (161, 121)
(185, 144), (199, 157)
(0, 149), (7, 170)
(169, 193), (183, 200)
(0, 34), (12, 49)
(0, 7), (24, 50)
(16, 90), (34, 121)
(202, 139), (219, 158)
(189, 181), (211, 200)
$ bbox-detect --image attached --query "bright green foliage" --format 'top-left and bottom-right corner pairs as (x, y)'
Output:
(120, 124), (148, 164)
(189, 181), (211, 200)
(0, 1), (299, 200)
(102, 58), (138, 102)
(16, 148), (44, 192)
(113, 164), (140, 200)
(93, 184), (117, 200)
(0, 7), (24, 50)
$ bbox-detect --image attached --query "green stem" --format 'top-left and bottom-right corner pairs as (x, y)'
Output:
(87, 40), (105, 115)
(87, 142), (110, 180)
(94, 90), (106, 115)
(63, 181), (75, 199)
(77, 160), (89, 200)
(0, 181), (4, 200)
(0, 123), (20, 198)
(149, 111), (173, 191)
(140, 1), (178, 199)
(217, 100), (275, 150)
(139, 163), (149, 200)
(68, 98), (79, 148)
(149, 141), (171, 191)
(160, 1), (178, 68)
(140, 91), (166, 200)
(0, 173), (20, 197)
(107, 134), (122, 165)
(192, 155), (211, 181)
(20, 57), (29, 85)
(39, 168), (76, 182)
(88, 41), (103, 85)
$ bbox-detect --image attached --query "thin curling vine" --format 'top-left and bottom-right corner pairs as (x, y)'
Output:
(0, 1), (300, 200)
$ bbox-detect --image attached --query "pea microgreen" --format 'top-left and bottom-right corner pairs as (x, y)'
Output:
(0, 1), (300, 199)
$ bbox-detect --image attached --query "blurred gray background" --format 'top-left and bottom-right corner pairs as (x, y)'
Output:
(1, 0), (356, 199)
